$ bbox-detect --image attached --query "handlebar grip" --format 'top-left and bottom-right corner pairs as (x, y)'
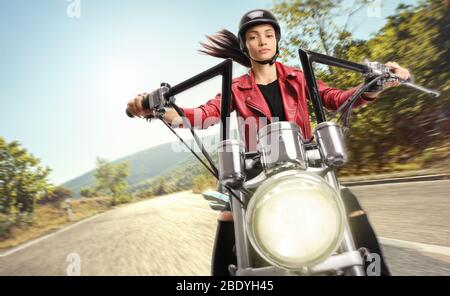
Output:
(126, 83), (171, 119)
(126, 109), (135, 118)
(142, 93), (151, 110)
(142, 84), (172, 110)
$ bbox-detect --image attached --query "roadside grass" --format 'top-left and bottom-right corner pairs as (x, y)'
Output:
(0, 196), (114, 252)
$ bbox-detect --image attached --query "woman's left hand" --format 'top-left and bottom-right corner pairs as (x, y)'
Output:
(384, 61), (411, 88)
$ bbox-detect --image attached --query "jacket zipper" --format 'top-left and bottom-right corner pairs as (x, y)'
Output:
(246, 102), (272, 124)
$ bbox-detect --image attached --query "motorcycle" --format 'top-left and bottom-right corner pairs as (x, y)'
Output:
(126, 48), (440, 276)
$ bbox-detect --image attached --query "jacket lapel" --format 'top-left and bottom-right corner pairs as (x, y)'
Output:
(238, 69), (272, 121)
(237, 62), (300, 122)
(276, 62), (300, 121)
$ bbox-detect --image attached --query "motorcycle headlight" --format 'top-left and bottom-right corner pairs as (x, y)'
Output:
(246, 170), (345, 270)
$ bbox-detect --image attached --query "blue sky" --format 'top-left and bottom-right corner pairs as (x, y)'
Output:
(0, 0), (417, 185)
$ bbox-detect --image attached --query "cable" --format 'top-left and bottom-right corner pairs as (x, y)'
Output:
(335, 75), (385, 130)
(171, 103), (219, 177)
(160, 119), (247, 207)
(336, 75), (383, 115)
(161, 120), (218, 179)
(156, 105), (247, 207)
(223, 184), (247, 208)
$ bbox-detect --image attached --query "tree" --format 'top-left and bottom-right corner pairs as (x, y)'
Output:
(192, 165), (217, 194)
(0, 137), (52, 223)
(272, 0), (450, 173)
(93, 157), (130, 205)
(80, 187), (96, 198)
(154, 178), (168, 196)
(272, 0), (374, 125)
(38, 186), (72, 206)
(341, 0), (450, 172)
(273, 0), (371, 65)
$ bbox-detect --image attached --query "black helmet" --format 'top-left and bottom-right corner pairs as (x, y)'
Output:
(238, 9), (281, 50)
(238, 9), (281, 65)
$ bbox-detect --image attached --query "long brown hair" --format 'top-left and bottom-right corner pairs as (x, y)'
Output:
(198, 29), (251, 68)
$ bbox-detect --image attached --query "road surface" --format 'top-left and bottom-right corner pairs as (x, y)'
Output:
(0, 180), (449, 276)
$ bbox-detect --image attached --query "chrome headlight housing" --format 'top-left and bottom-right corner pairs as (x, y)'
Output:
(246, 170), (345, 270)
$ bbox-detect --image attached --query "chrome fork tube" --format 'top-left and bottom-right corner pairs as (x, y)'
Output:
(231, 189), (253, 270)
(325, 170), (366, 276)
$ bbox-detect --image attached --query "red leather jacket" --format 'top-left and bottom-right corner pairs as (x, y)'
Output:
(181, 61), (373, 151)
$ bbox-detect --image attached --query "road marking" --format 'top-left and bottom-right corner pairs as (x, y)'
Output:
(351, 179), (450, 188)
(380, 237), (450, 257)
(0, 211), (110, 258)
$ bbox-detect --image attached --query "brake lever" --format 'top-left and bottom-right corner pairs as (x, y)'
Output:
(364, 60), (440, 98)
(387, 72), (441, 98)
(400, 80), (441, 98)
(144, 107), (168, 122)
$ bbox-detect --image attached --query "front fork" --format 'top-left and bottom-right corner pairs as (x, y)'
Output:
(326, 170), (366, 276)
(207, 183), (254, 273)
(230, 189), (253, 272)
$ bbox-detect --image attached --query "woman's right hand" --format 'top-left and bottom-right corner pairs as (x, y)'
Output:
(126, 94), (181, 125)
(126, 94), (154, 118)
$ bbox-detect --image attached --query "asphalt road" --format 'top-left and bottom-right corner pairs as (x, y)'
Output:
(0, 180), (449, 276)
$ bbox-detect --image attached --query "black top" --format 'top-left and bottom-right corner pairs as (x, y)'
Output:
(257, 79), (286, 122)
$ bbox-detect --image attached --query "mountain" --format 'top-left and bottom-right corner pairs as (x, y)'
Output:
(63, 131), (239, 196)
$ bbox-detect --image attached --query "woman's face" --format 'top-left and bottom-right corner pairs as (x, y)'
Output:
(245, 24), (277, 61)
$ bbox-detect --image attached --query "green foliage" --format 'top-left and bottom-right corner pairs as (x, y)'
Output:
(0, 137), (52, 216)
(273, 0), (372, 65)
(94, 158), (130, 205)
(131, 146), (220, 196)
(80, 158), (131, 205)
(0, 213), (14, 239)
(80, 187), (96, 198)
(131, 178), (170, 199)
(155, 178), (169, 196)
(192, 166), (217, 194)
(0, 137), (52, 236)
(273, 0), (450, 174)
(38, 186), (72, 206)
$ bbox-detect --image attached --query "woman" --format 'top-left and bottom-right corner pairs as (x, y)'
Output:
(127, 9), (410, 275)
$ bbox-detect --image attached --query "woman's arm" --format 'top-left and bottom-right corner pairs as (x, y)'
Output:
(127, 92), (233, 129)
(317, 62), (411, 110)
(359, 62), (411, 100)
(317, 81), (368, 110)
(179, 93), (225, 129)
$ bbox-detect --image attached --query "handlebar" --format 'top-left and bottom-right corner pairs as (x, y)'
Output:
(126, 83), (174, 118)
(125, 57), (440, 121)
